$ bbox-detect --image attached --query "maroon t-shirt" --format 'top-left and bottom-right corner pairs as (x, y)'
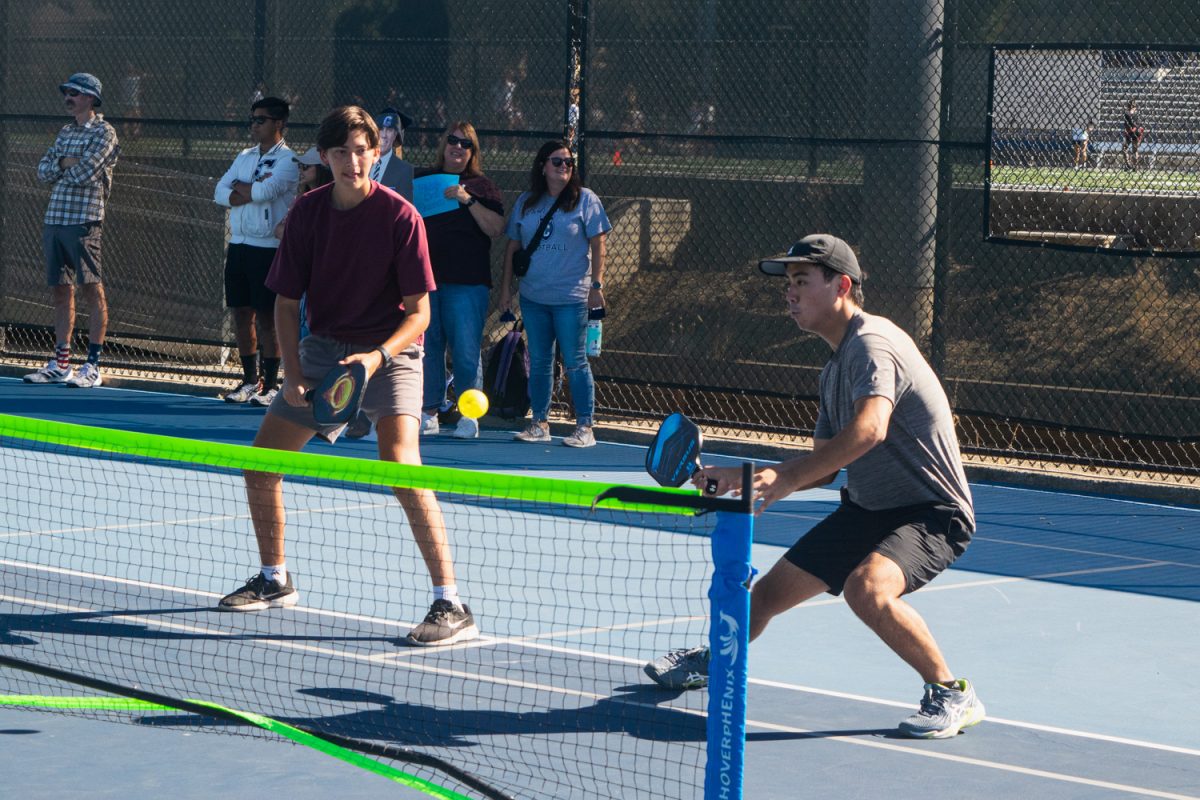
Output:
(267, 183), (436, 345)
(414, 168), (504, 287)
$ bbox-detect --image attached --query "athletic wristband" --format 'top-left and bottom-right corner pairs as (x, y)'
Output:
(464, 197), (477, 207)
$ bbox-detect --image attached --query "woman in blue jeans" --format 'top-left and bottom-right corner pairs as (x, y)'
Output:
(416, 121), (506, 438)
(499, 140), (611, 448)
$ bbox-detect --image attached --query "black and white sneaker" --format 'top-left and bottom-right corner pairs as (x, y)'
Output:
(405, 599), (480, 646)
(644, 645), (711, 689)
(217, 573), (299, 611)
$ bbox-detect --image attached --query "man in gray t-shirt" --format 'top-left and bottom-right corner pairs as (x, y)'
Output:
(644, 234), (985, 741)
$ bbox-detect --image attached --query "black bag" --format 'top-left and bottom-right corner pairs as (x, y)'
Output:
(511, 195), (563, 277)
(483, 319), (531, 419)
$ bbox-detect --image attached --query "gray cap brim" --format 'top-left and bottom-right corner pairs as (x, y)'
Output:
(758, 256), (817, 276)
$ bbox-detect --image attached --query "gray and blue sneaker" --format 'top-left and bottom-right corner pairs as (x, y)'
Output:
(644, 645), (710, 690)
(898, 679), (985, 739)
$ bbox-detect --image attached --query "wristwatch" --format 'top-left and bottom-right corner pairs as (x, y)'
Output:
(591, 280), (603, 290)
(464, 196), (477, 207)
(375, 345), (394, 367)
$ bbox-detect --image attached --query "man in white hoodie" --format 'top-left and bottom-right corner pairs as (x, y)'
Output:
(214, 96), (298, 405)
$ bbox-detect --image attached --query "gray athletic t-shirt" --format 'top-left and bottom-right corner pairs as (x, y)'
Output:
(506, 187), (611, 305)
(814, 311), (975, 530)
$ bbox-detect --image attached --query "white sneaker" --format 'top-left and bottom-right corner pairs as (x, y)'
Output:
(249, 387), (277, 406)
(65, 362), (103, 389)
(23, 360), (73, 384)
(420, 412), (440, 435)
(453, 416), (479, 439)
(224, 380), (262, 403)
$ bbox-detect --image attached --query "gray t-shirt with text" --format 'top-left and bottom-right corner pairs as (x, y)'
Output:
(814, 311), (975, 529)
(506, 188), (611, 305)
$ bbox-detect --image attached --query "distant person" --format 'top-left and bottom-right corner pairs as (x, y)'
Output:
(369, 107), (414, 201)
(1122, 100), (1145, 170)
(120, 61), (145, 139)
(219, 105), (480, 648)
(499, 141), (611, 449)
(644, 234), (984, 741)
(415, 122), (505, 439)
(25, 73), (120, 389)
(213, 96), (298, 406)
(1071, 119), (1094, 169)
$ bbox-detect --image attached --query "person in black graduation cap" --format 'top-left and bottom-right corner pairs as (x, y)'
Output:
(370, 107), (415, 200)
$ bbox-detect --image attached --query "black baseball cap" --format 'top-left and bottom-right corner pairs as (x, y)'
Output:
(758, 234), (862, 283)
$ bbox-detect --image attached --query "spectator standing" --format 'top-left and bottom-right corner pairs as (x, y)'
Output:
(213, 96), (299, 406)
(1071, 119), (1094, 169)
(1122, 99), (1145, 170)
(25, 72), (120, 389)
(415, 122), (505, 439)
(499, 141), (611, 448)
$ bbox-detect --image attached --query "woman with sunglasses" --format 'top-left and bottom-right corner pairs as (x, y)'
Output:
(500, 141), (611, 448)
(416, 122), (505, 439)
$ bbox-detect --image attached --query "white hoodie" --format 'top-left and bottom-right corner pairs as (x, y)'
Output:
(213, 139), (299, 248)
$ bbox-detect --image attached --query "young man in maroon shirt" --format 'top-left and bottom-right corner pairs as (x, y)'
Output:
(218, 105), (479, 647)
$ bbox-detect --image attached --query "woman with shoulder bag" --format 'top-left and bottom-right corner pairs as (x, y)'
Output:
(499, 141), (611, 448)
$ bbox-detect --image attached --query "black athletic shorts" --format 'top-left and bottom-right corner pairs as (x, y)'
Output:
(784, 488), (972, 596)
(224, 242), (278, 311)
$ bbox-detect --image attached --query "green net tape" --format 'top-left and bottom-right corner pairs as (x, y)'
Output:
(0, 412), (698, 514)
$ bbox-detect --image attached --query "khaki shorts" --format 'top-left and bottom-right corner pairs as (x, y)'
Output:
(268, 334), (423, 442)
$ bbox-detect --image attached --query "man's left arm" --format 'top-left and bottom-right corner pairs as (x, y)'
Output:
(56, 126), (119, 186)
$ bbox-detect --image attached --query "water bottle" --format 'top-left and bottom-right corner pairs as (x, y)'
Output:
(586, 307), (605, 357)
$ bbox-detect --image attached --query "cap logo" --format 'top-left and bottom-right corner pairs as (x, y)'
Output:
(382, 115), (395, 127)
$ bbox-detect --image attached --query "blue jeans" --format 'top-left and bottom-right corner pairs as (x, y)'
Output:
(520, 296), (594, 426)
(422, 283), (490, 410)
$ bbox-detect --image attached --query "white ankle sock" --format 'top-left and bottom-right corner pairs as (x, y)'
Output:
(261, 564), (287, 584)
(433, 584), (461, 607)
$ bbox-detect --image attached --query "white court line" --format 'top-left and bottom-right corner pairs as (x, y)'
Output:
(972, 534), (1200, 571)
(3, 558), (1198, 763)
(3, 589), (1196, 799)
(1, 501), (394, 541)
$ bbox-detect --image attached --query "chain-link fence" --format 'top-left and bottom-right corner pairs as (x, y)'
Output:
(1, 0), (1197, 479)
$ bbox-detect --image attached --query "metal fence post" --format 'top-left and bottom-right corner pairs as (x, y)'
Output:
(860, 0), (944, 352)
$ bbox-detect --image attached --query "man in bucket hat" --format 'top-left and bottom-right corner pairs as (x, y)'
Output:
(25, 73), (120, 389)
(644, 234), (985, 740)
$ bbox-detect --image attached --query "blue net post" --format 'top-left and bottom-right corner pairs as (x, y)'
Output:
(704, 463), (754, 800)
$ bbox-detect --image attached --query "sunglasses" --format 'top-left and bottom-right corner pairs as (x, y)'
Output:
(64, 89), (82, 97)
(249, 115), (281, 126)
(446, 134), (474, 150)
(548, 156), (575, 168)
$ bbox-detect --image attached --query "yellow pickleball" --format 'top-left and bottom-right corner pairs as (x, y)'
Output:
(458, 389), (489, 419)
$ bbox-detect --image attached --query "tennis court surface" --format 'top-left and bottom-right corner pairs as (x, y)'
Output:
(2, 378), (1197, 799)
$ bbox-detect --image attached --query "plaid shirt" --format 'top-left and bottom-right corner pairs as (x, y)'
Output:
(36, 114), (120, 226)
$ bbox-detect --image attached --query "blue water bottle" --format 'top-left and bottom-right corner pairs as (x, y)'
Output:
(586, 307), (605, 357)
